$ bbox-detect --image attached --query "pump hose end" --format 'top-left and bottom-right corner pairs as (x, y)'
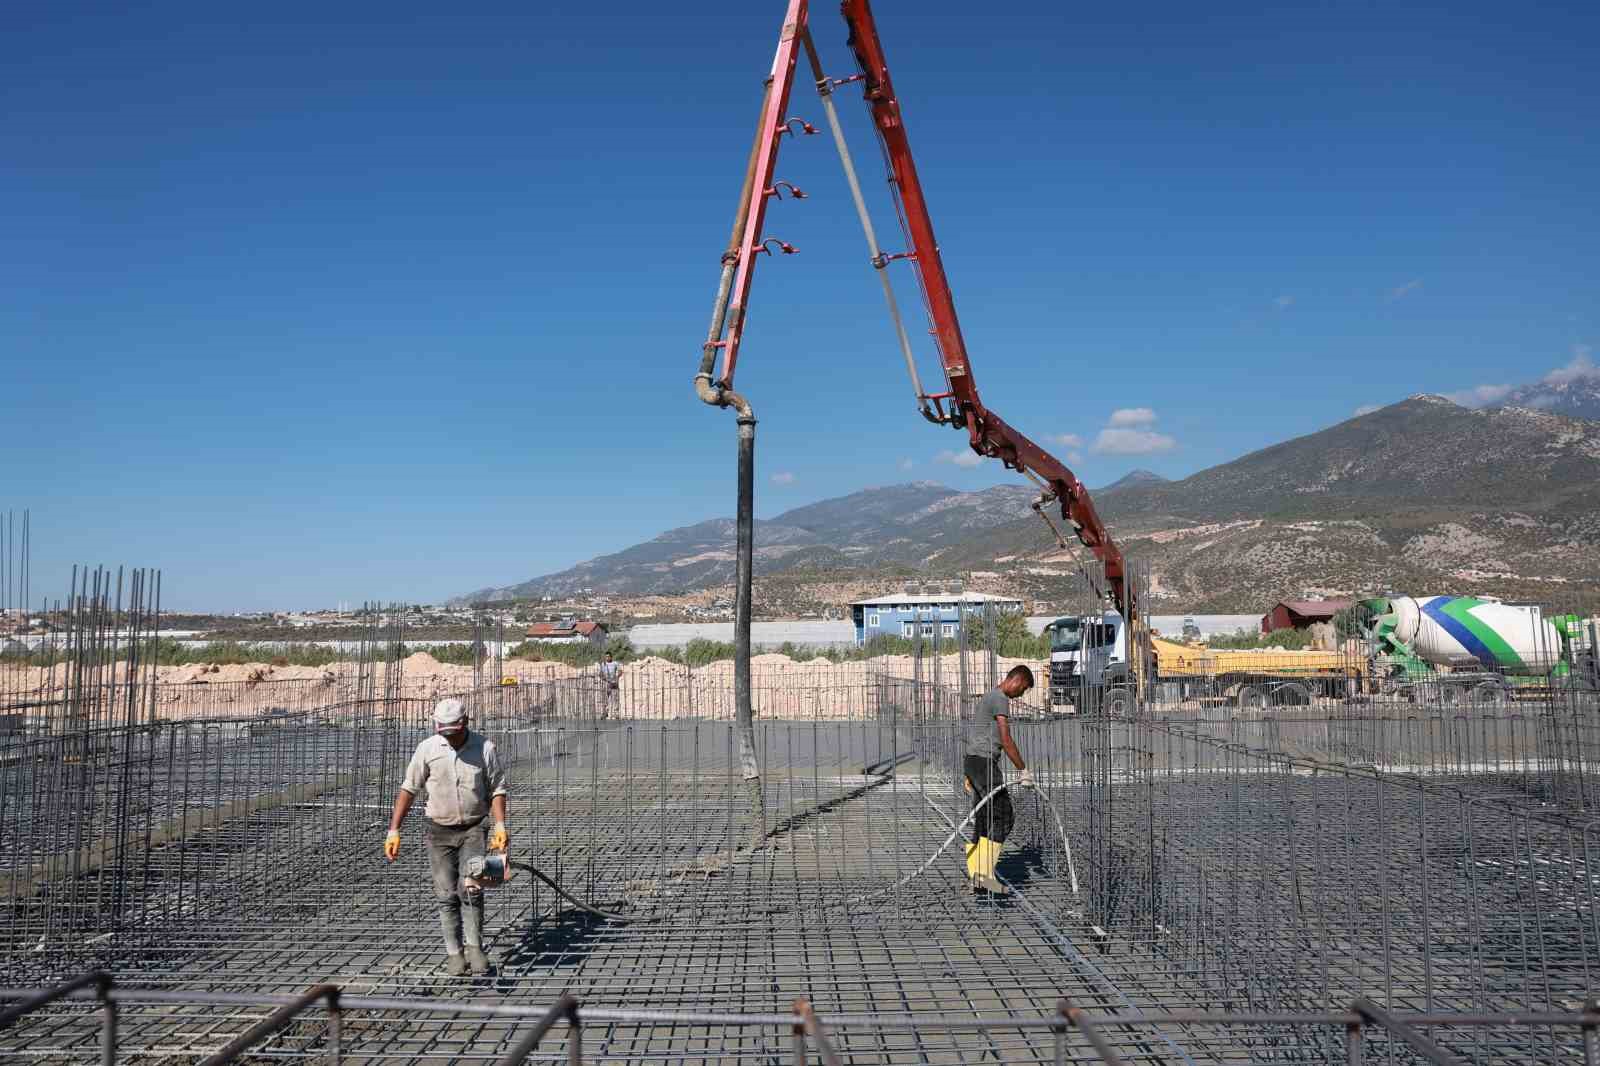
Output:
(508, 860), (642, 923)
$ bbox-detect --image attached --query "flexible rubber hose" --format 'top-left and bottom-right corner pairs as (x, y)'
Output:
(845, 778), (1078, 906)
(917, 781), (1079, 896)
(840, 784), (1010, 906)
(505, 777), (1074, 922)
(501, 787), (998, 924)
(508, 860), (642, 923)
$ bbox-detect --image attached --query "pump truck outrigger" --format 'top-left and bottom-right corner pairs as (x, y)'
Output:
(693, 0), (1135, 656)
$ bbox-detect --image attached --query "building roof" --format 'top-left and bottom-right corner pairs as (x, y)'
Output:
(1273, 599), (1352, 619)
(850, 592), (1022, 607)
(526, 620), (606, 637)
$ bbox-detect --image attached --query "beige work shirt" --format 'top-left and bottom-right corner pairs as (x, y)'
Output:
(399, 731), (507, 826)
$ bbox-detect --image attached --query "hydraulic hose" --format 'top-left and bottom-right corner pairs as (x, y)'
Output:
(508, 860), (641, 924)
(504, 775), (1074, 925)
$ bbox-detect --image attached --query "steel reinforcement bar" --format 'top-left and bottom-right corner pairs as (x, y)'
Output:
(4, 977), (1598, 1065)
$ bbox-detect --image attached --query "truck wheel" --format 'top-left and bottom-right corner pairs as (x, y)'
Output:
(1235, 685), (1268, 713)
(1273, 682), (1311, 707)
(1105, 689), (1134, 718)
(1438, 683), (1466, 707)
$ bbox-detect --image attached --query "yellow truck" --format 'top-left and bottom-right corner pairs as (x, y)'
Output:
(1046, 611), (1366, 714)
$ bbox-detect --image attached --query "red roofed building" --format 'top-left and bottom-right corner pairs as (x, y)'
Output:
(525, 619), (608, 646)
(1261, 599), (1352, 634)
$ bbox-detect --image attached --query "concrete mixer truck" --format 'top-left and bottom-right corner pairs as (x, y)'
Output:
(1359, 595), (1600, 704)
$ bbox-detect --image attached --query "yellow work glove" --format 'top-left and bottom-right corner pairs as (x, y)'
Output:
(1018, 768), (1036, 789)
(384, 829), (401, 861)
(488, 823), (508, 852)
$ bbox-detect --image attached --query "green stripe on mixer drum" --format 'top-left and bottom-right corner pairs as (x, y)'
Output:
(1440, 597), (1523, 670)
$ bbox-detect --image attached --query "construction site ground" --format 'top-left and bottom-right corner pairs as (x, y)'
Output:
(5, 649), (1597, 1064)
(3, 715), (1377, 1064)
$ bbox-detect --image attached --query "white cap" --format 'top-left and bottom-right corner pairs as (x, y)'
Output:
(432, 698), (466, 730)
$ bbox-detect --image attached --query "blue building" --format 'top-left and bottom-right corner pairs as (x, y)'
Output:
(849, 592), (1025, 647)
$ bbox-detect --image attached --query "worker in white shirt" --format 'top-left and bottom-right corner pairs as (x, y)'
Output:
(384, 698), (508, 975)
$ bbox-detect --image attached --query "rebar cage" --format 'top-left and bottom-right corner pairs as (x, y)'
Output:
(4, 568), (1599, 1063)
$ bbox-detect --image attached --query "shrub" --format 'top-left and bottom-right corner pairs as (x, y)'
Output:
(1208, 627), (1315, 650)
(683, 639), (737, 667)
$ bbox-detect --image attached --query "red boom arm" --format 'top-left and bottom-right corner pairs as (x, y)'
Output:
(840, 1), (1132, 620)
(700, 0), (1134, 620)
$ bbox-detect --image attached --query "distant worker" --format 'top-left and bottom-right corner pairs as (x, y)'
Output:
(384, 698), (509, 976)
(599, 651), (621, 718)
(964, 665), (1035, 894)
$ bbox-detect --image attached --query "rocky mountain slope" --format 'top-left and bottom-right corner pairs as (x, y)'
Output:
(458, 482), (1038, 602)
(461, 397), (1600, 612)
(936, 397), (1600, 610)
(1490, 375), (1600, 421)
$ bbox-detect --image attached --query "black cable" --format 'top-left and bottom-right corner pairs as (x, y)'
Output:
(508, 861), (642, 923)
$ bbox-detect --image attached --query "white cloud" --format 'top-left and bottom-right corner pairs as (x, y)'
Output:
(897, 457), (915, 471)
(1443, 383), (1513, 408)
(1544, 344), (1597, 385)
(770, 471), (795, 485)
(1353, 403), (1382, 416)
(1092, 427), (1176, 455)
(1107, 407), (1157, 427)
(1067, 450), (1085, 464)
(1275, 295), (1295, 309)
(1387, 278), (1423, 301)
(1050, 432), (1084, 448)
(935, 449), (982, 468)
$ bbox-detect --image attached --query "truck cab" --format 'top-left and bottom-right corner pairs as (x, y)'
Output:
(1047, 609), (1127, 708)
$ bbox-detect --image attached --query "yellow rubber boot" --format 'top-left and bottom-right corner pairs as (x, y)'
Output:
(965, 840), (982, 880)
(975, 838), (1008, 894)
(979, 838), (1001, 879)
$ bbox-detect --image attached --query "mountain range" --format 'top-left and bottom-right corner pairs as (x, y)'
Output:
(459, 396), (1600, 612)
(1489, 373), (1600, 421)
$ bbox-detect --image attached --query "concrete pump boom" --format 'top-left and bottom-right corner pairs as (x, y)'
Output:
(696, 0), (1135, 622)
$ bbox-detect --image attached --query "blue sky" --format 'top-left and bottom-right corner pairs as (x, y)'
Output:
(4, 1), (1595, 611)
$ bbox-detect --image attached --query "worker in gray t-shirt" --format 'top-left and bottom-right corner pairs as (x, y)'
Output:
(963, 665), (1036, 894)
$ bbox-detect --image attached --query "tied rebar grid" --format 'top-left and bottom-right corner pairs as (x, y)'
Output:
(5, 980), (1598, 1066)
(4, 568), (1600, 1062)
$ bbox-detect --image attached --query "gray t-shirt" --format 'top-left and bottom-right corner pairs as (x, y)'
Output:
(966, 688), (1010, 760)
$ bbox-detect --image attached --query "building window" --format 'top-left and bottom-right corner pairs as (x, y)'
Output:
(901, 622), (915, 637)
(898, 605), (912, 614)
(921, 623), (934, 636)
(867, 613), (879, 627)
(940, 603), (955, 612)
(920, 608), (933, 619)
(942, 623), (955, 638)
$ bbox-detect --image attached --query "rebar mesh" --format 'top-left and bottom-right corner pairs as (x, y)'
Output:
(4, 573), (1598, 1062)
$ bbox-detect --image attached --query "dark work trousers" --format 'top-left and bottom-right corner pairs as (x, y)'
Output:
(426, 819), (486, 953)
(963, 754), (1015, 844)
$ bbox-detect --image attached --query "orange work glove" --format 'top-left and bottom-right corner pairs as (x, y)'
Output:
(488, 823), (508, 852)
(384, 830), (401, 861)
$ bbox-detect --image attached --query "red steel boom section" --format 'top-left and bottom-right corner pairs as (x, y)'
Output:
(702, 0), (1133, 620)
